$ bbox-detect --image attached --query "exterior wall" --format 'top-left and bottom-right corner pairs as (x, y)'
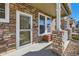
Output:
(0, 3), (16, 54)
(0, 3), (54, 55)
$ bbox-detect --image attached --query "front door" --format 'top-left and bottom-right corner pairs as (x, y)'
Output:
(16, 11), (32, 49)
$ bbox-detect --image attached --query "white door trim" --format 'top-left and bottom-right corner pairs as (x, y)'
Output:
(16, 10), (32, 49)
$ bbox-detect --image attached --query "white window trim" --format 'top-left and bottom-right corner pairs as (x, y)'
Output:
(0, 3), (9, 23)
(16, 10), (32, 49)
(38, 12), (52, 36)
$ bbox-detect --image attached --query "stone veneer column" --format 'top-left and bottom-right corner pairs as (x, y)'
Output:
(52, 3), (63, 55)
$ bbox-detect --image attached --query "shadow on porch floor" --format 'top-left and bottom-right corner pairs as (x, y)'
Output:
(23, 44), (60, 56)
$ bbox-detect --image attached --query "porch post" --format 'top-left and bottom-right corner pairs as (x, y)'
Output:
(67, 19), (70, 29)
(56, 3), (61, 31)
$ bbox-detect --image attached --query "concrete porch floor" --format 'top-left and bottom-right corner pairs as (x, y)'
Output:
(4, 41), (58, 56)
(23, 44), (59, 56)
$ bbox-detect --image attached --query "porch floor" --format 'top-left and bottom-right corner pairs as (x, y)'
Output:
(23, 44), (59, 56)
(4, 41), (56, 56)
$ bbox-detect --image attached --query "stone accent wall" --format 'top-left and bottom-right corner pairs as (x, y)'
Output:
(52, 31), (64, 55)
(0, 3), (53, 55)
(52, 31), (79, 56)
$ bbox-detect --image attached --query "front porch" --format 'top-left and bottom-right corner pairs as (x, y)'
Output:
(4, 41), (52, 56)
(0, 3), (72, 55)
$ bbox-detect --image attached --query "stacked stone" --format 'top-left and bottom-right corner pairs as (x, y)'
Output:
(0, 30), (8, 54)
(52, 31), (64, 55)
(0, 3), (53, 55)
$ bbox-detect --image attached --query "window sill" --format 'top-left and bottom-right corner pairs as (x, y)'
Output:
(0, 19), (9, 23)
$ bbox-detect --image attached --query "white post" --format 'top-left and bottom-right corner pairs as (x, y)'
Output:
(67, 19), (70, 29)
(56, 3), (61, 31)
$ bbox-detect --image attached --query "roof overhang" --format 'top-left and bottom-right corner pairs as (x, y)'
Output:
(28, 3), (71, 18)
(62, 3), (72, 16)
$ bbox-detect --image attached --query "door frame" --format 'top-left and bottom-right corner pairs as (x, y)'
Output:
(16, 10), (32, 49)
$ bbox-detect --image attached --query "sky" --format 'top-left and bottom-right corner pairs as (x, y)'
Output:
(71, 3), (79, 21)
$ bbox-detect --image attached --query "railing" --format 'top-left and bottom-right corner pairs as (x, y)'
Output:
(62, 31), (68, 42)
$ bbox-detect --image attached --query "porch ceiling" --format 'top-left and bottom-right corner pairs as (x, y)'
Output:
(28, 3), (71, 18)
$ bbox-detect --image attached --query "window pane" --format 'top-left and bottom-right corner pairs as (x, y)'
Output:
(20, 15), (31, 29)
(47, 18), (52, 32)
(40, 15), (45, 34)
(20, 31), (30, 46)
(0, 3), (5, 18)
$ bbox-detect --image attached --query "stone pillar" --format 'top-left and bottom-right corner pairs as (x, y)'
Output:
(56, 3), (61, 31)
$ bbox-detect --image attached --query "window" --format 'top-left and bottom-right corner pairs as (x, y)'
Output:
(0, 3), (9, 22)
(39, 15), (45, 34)
(20, 15), (31, 29)
(0, 4), (5, 18)
(47, 18), (52, 32)
(38, 13), (52, 36)
(16, 11), (32, 49)
(20, 14), (31, 46)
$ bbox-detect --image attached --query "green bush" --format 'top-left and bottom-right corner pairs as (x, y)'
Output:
(72, 35), (79, 40)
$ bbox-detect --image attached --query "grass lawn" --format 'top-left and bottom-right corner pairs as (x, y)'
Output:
(72, 34), (79, 41)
